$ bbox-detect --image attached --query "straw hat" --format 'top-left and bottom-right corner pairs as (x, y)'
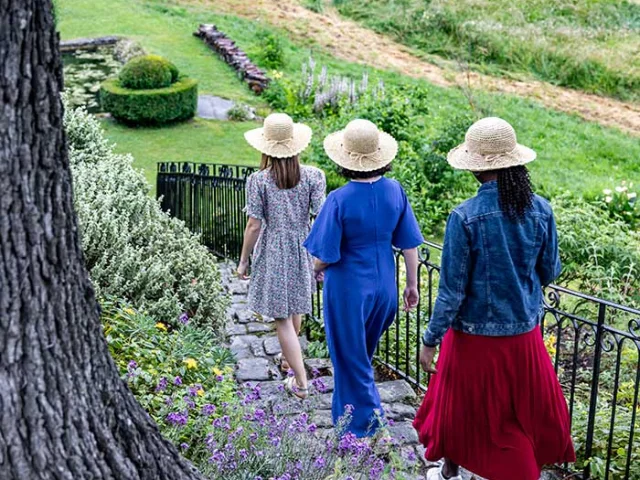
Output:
(323, 119), (398, 172)
(244, 113), (312, 158)
(447, 117), (536, 172)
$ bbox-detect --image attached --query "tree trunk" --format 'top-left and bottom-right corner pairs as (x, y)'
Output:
(0, 2), (204, 479)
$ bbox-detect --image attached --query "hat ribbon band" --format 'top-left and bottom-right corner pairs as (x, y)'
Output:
(482, 146), (519, 163)
(266, 138), (294, 153)
(348, 150), (381, 170)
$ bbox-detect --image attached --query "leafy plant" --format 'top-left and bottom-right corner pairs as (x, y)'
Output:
(255, 32), (286, 70)
(64, 103), (228, 329)
(227, 103), (253, 122)
(601, 181), (640, 230)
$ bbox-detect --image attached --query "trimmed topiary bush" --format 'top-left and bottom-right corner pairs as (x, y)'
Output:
(101, 77), (198, 125)
(119, 54), (178, 90)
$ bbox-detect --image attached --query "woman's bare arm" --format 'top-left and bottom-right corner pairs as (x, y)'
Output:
(237, 217), (262, 278)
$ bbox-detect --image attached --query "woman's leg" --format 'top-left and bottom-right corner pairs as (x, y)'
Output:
(275, 316), (307, 391)
(280, 314), (303, 371)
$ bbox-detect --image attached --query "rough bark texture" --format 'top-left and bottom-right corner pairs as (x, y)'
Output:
(0, 2), (204, 479)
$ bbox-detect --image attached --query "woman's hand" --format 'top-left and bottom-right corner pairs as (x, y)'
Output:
(314, 270), (325, 283)
(403, 286), (419, 312)
(237, 259), (249, 280)
(419, 345), (437, 374)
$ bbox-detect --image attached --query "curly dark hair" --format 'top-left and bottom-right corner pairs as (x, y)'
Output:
(497, 166), (534, 221)
(338, 164), (392, 179)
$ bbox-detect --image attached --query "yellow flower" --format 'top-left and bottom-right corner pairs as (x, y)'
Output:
(124, 308), (135, 315)
(184, 358), (198, 369)
(212, 367), (223, 376)
(197, 389), (205, 397)
(155, 322), (168, 331)
(544, 335), (557, 357)
(272, 70), (283, 79)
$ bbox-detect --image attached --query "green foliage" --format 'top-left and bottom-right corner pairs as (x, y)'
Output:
(600, 181), (640, 230)
(571, 398), (640, 480)
(336, 0), (640, 101)
(119, 54), (179, 90)
(552, 194), (640, 307)
(64, 103), (229, 329)
(226, 103), (252, 122)
(254, 31), (286, 70)
(101, 77), (198, 125)
(303, 0), (325, 13)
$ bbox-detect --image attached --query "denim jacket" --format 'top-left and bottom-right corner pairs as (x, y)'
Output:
(422, 181), (561, 346)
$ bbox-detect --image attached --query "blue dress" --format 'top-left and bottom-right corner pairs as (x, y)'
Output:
(304, 177), (424, 437)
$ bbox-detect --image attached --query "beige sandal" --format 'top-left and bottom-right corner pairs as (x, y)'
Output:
(284, 376), (309, 400)
(274, 353), (291, 373)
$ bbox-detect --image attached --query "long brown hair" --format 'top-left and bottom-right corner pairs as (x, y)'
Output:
(261, 154), (301, 190)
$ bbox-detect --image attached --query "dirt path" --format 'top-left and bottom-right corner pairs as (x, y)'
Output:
(204, 0), (640, 137)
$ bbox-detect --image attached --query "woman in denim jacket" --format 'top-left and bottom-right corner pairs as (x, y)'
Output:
(413, 118), (575, 480)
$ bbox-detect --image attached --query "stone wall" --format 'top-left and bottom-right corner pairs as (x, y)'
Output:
(194, 24), (270, 94)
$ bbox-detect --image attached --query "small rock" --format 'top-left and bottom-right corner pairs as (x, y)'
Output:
(378, 380), (417, 403)
(312, 410), (334, 428)
(387, 420), (419, 445)
(311, 392), (333, 410)
(226, 324), (247, 336)
(236, 357), (272, 382)
(235, 309), (254, 324)
(229, 280), (249, 295)
(250, 338), (267, 357)
(382, 402), (416, 420)
(229, 335), (259, 360)
(305, 358), (333, 377)
(232, 294), (248, 304)
(247, 322), (273, 334)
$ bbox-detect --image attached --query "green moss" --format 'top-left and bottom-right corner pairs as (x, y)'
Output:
(101, 77), (198, 125)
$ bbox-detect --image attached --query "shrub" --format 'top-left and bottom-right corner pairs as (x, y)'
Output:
(226, 103), (252, 122)
(101, 77), (198, 125)
(600, 181), (640, 230)
(552, 194), (640, 307)
(119, 54), (178, 90)
(254, 32), (285, 70)
(64, 103), (228, 329)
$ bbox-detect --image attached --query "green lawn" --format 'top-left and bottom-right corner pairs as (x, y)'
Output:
(100, 117), (260, 193)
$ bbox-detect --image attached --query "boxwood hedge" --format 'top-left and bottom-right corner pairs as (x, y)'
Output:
(100, 77), (198, 125)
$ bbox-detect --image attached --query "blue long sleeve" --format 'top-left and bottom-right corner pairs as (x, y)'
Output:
(422, 211), (471, 347)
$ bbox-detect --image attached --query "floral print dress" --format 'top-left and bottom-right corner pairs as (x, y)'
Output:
(246, 165), (326, 319)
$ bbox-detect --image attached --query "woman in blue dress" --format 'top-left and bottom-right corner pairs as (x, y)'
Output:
(304, 119), (424, 437)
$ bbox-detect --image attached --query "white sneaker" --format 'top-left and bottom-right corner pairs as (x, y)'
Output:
(426, 465), (463, 480)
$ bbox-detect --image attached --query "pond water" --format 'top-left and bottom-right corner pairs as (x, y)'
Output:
(62, 46), (122, 113)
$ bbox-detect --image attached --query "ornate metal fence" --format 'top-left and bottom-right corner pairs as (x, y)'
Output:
(157, 162), (257, 259)
(158, 162), (639, 480)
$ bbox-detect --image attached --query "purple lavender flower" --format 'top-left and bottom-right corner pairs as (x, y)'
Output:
(313, 456), (326, 469)
(202, 404), (216, 416)
(188, 385), (200, 397)
(238, 448), (248, 460)
(155, 376), (168, 392)
(179, 312), (189, 325)
(307, 423), (318, 433)
(216, 374), (224, 382)
(166, 411), (188, 427)
(209, 449), (225, 466)
(370, 458), (385, 479)
(128, 360), (138, 370)
(180, 443), (189, 450)
(164, 397), (174, 406)
(311, 378), (327, 393)
(183, 396), (196, 409)
(344, 404), (355, 414)
(311, 367), (321, 378)
(174, 376), (182, 386)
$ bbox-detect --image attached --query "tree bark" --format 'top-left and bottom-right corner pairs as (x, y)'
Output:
(0, 2), (204, 479)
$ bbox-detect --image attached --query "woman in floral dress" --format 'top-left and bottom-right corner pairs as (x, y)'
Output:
(237, 113), (326, 399)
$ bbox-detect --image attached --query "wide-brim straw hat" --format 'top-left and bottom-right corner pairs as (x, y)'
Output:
(324, 119), (398, 172)
(447, 117), (536, 172)
(244, 113), (312, 158)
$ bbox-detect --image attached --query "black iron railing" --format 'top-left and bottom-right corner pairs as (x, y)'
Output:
(157, 162), (257, 259)
(158, 162), (640, 480)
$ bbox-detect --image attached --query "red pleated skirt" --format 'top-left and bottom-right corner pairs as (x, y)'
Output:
(413, 328), (576, 480)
